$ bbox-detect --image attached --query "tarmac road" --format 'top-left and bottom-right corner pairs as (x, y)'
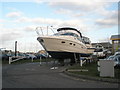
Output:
(2, 62), (119, 88)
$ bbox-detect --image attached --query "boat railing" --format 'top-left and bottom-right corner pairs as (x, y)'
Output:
(35, 26), (56, 36)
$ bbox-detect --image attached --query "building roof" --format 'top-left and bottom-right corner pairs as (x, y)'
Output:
(110, 34), (120, 40)
(92, 42), (112, 48)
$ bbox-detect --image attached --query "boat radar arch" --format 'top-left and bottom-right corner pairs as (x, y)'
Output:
(57, 27), (82, 37)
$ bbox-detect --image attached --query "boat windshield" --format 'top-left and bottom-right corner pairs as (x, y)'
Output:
(54, 32), (82, 41)
(61, 32), (77, 36)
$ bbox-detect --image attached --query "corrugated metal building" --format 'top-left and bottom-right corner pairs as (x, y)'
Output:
(92, 42), (112, 49)
(110, 34), (120, 53)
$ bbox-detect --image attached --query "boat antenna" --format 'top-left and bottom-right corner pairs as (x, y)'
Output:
(35, 27), (40, 36)
(50, 26), (55, 34)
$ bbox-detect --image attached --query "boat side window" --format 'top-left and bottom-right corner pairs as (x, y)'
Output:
(61, 33), (74, 36)
(61, 41), (65, 43)
(77, 37), (82, 41)
(74, 34), (82, 41)
(75, 33), (82, 41)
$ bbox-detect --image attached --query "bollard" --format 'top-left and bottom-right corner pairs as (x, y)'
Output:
(80, 60), (82, 67)
(9, 57), (12, 64)
(97, 61), (100, 71)
(32, 57), (33, 62)
(40, 56), (42, 66)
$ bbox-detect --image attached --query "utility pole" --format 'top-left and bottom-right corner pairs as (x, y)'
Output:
(15, 41), (17, 57)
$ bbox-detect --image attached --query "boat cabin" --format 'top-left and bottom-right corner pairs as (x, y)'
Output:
(82, 36), (91, 44)
(54, 27), (83, 41)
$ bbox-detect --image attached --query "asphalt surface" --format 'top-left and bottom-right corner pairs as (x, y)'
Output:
(2, 62), (119, 88)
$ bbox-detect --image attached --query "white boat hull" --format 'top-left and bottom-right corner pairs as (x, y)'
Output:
(37, 36), (93, 59)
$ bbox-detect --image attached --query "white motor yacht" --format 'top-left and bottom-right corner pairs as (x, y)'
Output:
(37, 27), (94, 63)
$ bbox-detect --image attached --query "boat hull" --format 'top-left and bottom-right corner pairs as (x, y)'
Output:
(48, 51), (91, 60)
(37, 36), (92, 60)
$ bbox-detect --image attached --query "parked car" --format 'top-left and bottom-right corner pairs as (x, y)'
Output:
(25, 54), (37, 59)
(114, 52), (120, 56)
(114, 55), (120, 67)
(35, 53), (48, 59)
(107, 55), (120, 67)
(107, 56), (114, 60)
(0, 53), (9, 61)
(6, 53), (15, 57)
(17, 53), (26, 59)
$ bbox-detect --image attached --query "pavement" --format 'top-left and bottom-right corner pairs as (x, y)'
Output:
(2, 62), (119, 88)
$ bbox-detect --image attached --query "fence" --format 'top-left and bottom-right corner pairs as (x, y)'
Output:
(9, 56), (25, 64)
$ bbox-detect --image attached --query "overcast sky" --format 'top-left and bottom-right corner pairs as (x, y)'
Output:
(0, 0), (119, 52)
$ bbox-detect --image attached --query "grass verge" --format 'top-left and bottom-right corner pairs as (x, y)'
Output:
(67, 61), (120, 79)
